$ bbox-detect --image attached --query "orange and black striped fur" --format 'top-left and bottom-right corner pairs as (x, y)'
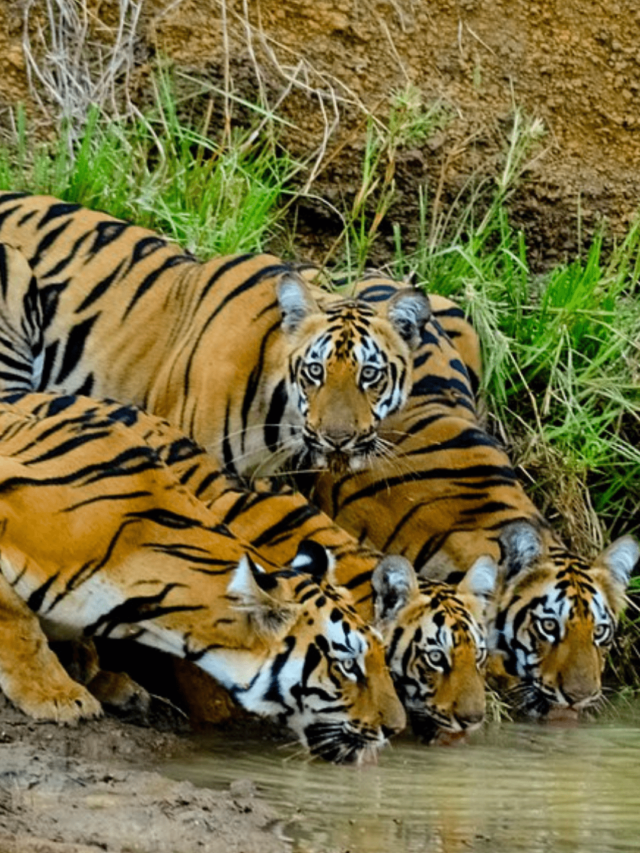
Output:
(0, 391), (410, 762)
(0, 391), (495, 742)
(0, 194), (428, 477)
(312, 274), (639, 718)
(119, 403), (496, 741)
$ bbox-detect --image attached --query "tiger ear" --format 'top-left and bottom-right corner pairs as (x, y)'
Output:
(372, 555), (418, 624)
(227, 554), (300, 638)
(499, 521), (544, 582)
(277, 274), (319, 334)
(593, 536), (639, 611)
(457, 555), (497, 622)
(290, 539), (336, 583)
(385, 288), (431, 350)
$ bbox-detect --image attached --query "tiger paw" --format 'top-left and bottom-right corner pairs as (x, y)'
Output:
(6, 678), (103, 724)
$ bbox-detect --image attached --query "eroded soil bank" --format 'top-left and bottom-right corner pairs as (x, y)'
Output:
(0, 695), (289, 853)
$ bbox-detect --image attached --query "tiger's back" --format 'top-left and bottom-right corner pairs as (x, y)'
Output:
(0, 194), (428, 478)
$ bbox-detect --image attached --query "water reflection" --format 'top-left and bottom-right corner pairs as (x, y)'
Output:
(165, 709), (640, 853)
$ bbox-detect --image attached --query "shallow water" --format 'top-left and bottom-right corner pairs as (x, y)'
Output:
(165, 706), (640, 853)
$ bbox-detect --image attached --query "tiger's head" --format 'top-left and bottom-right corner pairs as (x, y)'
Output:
(216, 542), (406, 762)
(371, 553), (496, 742)
(277, 274), (430, 472)
(490, 521), (638, 717)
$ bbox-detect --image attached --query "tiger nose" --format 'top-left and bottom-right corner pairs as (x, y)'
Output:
(324, 428), (355, 449)
(381, 723), (401, 739)
(455, 710), (485, 730)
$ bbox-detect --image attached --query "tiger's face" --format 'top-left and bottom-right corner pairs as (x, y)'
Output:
(490, 522), (638, 717)
(277, 276), (430, 472)
(372, 554), (496, 742)
(219, 548), (406, 763)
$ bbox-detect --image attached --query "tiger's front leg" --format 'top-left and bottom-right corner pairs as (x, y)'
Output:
(0, 572), (102, 723)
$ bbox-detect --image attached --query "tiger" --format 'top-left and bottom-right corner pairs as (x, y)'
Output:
(101, 401), (496, 741)
(0, 194), (429, 477)
(0, 391), (408, 763)
(310, 272), (640, 719)
(0, 390), (496, 742)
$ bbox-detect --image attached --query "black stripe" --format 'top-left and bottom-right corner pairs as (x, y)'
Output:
(410, 374), (474, 400)
(123, 254), (194, 317)
(42, 230), (90, 279)
(76, 260), (125, 313)
(127, 507), (203, 530)
(56, 314), (99, 383)
(0, 244), (9, 298)
(32, 220), (73, 268)
(221, 403), (238, 477)
(264, 380), (287, 453)
(91, 220), (129, 252)
(252, 503), (321, 550)
(0, 203), (23, 230)
(27, 573), (60, 612)
(240, 321), (280, 448)
(84, 585), (204, 638)
(336, 463), (519, 509)
(38, 202), (81, 228)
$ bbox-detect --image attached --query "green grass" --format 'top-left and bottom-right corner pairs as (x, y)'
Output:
(0, 72), (298, 258)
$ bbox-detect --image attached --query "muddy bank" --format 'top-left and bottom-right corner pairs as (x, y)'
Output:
(0, 694), (290, 853)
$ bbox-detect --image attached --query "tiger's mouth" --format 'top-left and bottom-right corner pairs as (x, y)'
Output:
(510, 681), (599, 719)
(408, 707), (484, 743)
(303, 432), (379, 473)
(304, 721), (387, 764)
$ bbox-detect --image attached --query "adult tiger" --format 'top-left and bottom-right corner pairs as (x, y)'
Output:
(0, 195), (428, 477)
(311, 274), (639, 719)
(102, 398), (496, 742)
(0, 391), (408, 762)
(0, 391), (496, 742)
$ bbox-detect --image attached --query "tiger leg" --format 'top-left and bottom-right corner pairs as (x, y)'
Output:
(0, 573), (102, 723)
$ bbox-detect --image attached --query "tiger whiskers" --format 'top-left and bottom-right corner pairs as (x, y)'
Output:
(504, 680), (550, 717)
(366, 439), (417, 482)
(222, 427), (306, 479)
(304, 721), (384, 764)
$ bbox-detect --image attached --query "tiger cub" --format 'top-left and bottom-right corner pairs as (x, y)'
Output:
(0, 200), (428, 476)
(75, 395), (497, 742)
(0, 392), (407, 762)
(312, 273), (639, 719)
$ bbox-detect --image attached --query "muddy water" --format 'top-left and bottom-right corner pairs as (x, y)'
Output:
(165, 707), (640, 853)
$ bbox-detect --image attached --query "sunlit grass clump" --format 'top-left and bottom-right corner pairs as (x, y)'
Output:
(0, 75), (297, 258)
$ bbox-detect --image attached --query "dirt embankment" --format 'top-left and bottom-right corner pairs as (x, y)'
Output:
(0, 693), (289, 853)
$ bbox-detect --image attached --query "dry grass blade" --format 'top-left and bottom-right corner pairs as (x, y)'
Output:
(22, 0), (144, 143)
